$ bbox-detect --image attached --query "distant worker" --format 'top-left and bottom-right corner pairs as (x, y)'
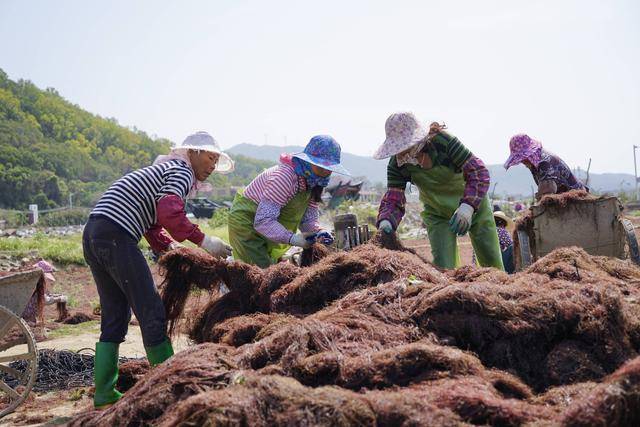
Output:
(472, 211), (515, 273)
(504, 134), (586, 200)
(84, 131), (234, 408)
(375, 112), (504, 270)
(228, 135), (349, 268)
(492, 211), (515, 274)
(21, 260), (68, 324)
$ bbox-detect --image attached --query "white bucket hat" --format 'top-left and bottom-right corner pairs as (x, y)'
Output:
(493, 211), (514, 230)
(176, 131), (235, 174)
(372, 112), (430, 160)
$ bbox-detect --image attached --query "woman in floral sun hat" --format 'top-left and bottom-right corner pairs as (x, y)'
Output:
(228, 135), (349, 268)
(374, 112), (504, 270)
(504, 134), (586, 200)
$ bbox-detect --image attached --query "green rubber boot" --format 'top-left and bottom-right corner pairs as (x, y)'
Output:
(94, 342), (123, 409)
(145, 339), (174, 367)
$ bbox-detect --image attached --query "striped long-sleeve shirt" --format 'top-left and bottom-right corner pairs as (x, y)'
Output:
(244, 162), (321, 243)
(91, 159), (196, 241)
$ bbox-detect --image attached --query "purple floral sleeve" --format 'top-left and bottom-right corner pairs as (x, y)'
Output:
(461, 155), (490, 210)
(376, 188), (406, 229)
(533, 150), (586, 192)
(497, 227), (513, 252)
(254, 200), (295, 244)
(299, 202), (321, 233)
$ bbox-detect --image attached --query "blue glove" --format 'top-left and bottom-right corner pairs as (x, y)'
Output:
(316, 231), (334, 245)
(448, 203), (474, 236)
(378, 220), (393, 234)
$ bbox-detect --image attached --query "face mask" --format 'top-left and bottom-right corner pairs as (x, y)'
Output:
(293, 158), (331, 188)
(396, 141), (426, 167)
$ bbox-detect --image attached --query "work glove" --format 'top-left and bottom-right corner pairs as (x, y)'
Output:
(289, 232), (317, 249)
(151, 241), (185, 263)
(449, 203), (474, 236)
(378, 219), (393, 234)
(315, 231), (334, 245)
(200, 235), (233, 258)
(167, 241), (185, 251)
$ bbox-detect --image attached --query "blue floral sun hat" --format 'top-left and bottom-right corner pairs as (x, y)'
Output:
(292, 135), (350, 176)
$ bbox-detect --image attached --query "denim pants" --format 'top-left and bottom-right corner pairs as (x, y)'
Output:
(82, 215), (167, 347)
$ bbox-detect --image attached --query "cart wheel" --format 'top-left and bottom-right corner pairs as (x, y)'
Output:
(517, 230), (533, 269)
(0, 304), (38, 419)
(621, 219), (640, 266)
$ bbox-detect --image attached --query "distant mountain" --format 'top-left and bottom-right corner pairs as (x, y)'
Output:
(486, 165), (635, 198)
(228, 143), (634, 197)
(227, 143), (388, 184)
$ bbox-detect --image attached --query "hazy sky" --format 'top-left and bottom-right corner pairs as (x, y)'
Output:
(1, 0), (638, 173)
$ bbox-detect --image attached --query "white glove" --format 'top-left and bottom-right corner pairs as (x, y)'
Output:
(289, 232), (316, 249)
(378, 220), (393, 234)
(449, 203), (474, 236)
(168, 242), (185, 251)
(200, 235), (233, 258)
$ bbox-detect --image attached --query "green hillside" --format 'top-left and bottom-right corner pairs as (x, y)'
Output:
(0, 69), (273, 210)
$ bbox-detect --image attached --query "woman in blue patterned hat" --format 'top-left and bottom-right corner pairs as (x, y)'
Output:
(228, 135), (350, 267)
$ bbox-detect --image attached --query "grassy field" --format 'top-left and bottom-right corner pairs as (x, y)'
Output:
(0, 233), (85, 264)
(0, 219), (229, 266)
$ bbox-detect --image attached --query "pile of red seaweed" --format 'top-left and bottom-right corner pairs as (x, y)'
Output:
(69, 230), (640, 426)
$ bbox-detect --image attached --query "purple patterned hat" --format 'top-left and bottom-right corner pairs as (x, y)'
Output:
(33, 260), (56, 281)
(373, 112), (429, 160)
(292, 135), (350, 176)
(504, 134), (543, 170)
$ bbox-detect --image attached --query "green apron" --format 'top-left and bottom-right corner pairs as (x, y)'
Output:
(404, 163), (504, 270)
(227, 189), (312, 268)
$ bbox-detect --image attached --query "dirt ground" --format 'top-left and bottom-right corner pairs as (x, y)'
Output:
(404, 235), (475, 265)
(0, 263), (194, 426)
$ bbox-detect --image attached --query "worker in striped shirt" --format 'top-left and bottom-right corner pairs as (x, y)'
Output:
(84, 131), (234, 408)
(374, 112), (504, 270)
(228, 135), (349, 267)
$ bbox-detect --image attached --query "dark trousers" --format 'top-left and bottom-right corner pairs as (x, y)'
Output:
(502, 246), (515, 274)
(82, 216), (167, 347)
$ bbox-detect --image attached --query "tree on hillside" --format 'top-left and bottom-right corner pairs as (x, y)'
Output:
(0, 68), (170, 209)
(0, 68), (278, 210)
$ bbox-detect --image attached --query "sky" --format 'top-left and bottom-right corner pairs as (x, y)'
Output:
(1, 0), (638, 174)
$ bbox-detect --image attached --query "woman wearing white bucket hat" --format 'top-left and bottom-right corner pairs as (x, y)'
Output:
(83, 131), (234, 409)
(374, 112), (504, 270)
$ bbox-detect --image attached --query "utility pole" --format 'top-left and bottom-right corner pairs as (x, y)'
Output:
(634, 145), (639, 201)
(69, 193), (74, 209)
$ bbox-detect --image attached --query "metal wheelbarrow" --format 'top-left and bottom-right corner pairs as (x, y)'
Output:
(0, 269), (42, 418)
(515, 196), (640, 270)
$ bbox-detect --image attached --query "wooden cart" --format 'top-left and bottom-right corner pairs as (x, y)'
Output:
(516, 196), (640, 270)
(0, 269), (42, 418)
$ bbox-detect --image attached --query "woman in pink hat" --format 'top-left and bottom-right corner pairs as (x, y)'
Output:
(504, 134), (586, 200)
(373, 112), (504, 270)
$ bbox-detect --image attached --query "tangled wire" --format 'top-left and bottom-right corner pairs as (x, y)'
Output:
(1, 349), (141, 392)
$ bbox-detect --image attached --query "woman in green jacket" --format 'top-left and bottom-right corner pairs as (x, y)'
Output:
(374, 112), (503, 270)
